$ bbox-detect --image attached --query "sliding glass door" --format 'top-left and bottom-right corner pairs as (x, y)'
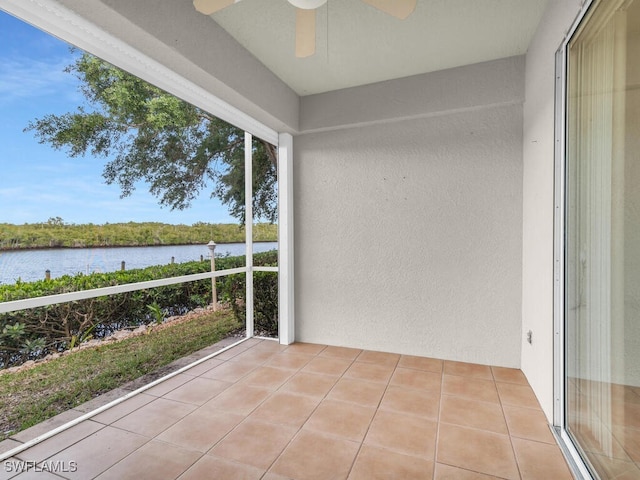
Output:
(562, 0), (640, 477)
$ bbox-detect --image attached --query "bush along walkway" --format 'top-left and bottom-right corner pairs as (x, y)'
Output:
(0, 250), (278, 369)
(0, 307), (241, 441)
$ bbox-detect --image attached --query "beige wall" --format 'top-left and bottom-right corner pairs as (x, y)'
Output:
(521, 0), (583, 420)
(293, 59), (524, 367)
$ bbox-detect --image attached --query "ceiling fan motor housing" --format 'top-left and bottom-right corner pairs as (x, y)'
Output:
(287, 0), (328, 10)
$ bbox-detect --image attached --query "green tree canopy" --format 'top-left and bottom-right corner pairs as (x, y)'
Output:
(26, 52), (277, 223)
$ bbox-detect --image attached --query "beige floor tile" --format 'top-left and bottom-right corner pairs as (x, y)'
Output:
(155, 409), (244, 452)
(439, 395), (508, 434)
(344, 362), (395, 384)
(163, 377), (231, 405)
(212, 345), (249, 361)
(3, 468), (62, 480)
(178, 454), (264, 480)
(511, 437), (574, 480)
(365, 410), (437, 458)
(251, 339), (287, 352)
(301, 356), (353, 376)
(199, 360), (257, 382)
(496, 382), (541, 409)
(249, 392), (319, 427)
(434, 463), (503, 479)
(390, 367), (442, 392)
(356, 350), (400, 366)
(265, 352), (314, 370)
(444, 361), (493, 380)
(16, 420), (104, 463)
(240, 366), (295, 390)
(112, 398), (197, 437)
(319, 345), (362, 360)
(442, 375), (499, 404)
(279, 372), (338, 398)
(143, 374), (193, 397)
(261, 473), (292, 480)
(304, 399), (376, 441)
(349, 445), (434, 480)
(0, 439), (21, 455)
(612, 400), (640, 429)
(181, 357), (225, 377)
(503, 404), (555, 443)
(44, 426), (147, 479)
(491, 366), (528, 385)
(437, 423), (519, 480)
(94, 440), (200, 480)
(612, 424), (640, 463)
(327, 377), (387, 407)
(210, 419), (297, 469)
(284, 343), (327, 355)
(92, 393), (156, 425)
(379, 385), (440, 419)
(229, 348), (279, 364)
(398, 355), (443, 373)
(182, 358), (224, 377)
(270, 430), (359, 480)
(0, 457), (21, 480)
(199, 383), (271, 415)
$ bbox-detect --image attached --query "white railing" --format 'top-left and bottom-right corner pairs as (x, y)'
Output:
(0, 267), (247, 314)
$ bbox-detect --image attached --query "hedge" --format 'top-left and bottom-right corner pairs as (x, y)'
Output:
(0, 250), (278, 368)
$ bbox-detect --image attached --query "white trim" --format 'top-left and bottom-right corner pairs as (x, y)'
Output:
(277, 133), (295, 345)
(0, 267), (246, 314)
(0, 336), (252, 463)
(245, 132), (254, 338)
(0, 0), (278, 145)
(254, 266), (278, 273)
(553, 46), (567, 430)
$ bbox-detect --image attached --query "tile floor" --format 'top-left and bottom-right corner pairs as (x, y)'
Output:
(0, 339), (574, 479)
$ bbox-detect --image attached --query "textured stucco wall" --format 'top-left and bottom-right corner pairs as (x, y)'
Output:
(521, 0), (583, 420)
(294, 97), (524, 366)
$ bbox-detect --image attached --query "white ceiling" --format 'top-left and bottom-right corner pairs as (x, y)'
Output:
(207, 0), (549, 96)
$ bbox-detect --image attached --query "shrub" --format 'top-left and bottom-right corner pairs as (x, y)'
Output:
(0, 250), (278, 368)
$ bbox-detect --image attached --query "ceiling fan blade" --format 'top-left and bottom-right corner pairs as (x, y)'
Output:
(193, 0), (237, 15)
(361, 0), (416, 19)
(295, 8), (316, 58)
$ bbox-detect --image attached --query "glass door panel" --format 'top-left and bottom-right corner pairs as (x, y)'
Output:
(565, 0), (640, 477)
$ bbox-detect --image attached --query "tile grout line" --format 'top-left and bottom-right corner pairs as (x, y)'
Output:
(254, 343), (341, 479)
(433, 360), (446, 478)
(341, 351), (400, 480)
(492, 366), (524, 480)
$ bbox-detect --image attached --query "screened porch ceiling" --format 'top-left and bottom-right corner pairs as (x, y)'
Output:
(199, 0), (548, 95)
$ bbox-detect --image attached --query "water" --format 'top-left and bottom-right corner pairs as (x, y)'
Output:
(0, 242), (277, 284)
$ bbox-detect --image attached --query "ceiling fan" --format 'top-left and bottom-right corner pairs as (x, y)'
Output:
(193, 0), (417, 58)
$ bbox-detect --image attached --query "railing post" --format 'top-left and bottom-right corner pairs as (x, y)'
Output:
(207, 241), (218, 311)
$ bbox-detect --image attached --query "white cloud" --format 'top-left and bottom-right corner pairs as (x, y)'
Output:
(0, 56), (77, 103)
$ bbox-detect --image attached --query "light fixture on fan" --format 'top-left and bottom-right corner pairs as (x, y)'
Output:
(193, 0), (416, 58)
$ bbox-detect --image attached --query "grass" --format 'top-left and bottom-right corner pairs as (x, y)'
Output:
(0, 308), (242, 441)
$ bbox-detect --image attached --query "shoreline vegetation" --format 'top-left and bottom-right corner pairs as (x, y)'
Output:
(0, 221), (277, 251)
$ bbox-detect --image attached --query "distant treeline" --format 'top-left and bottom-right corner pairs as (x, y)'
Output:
(0, 221), (277, 250)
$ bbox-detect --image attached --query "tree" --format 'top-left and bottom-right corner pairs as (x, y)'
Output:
(26, 52), (277, 223)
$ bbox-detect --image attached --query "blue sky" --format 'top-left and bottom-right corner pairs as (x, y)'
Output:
(0, 11), (236, 225)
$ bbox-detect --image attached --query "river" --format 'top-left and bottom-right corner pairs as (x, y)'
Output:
(0, 242), (278, 285)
